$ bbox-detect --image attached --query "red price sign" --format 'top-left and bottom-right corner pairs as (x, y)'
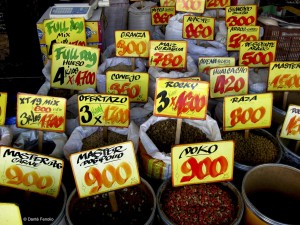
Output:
(0, 92), (7, 126)
(153, 78), (209, 119)
(280, 105), (300, 140)
(115, 30), (150, 58)
(176, 0), (205, 13)
(151, 6), (175, 25)
(210, 66), (249, 98)
(223, 93), (273, 131)
(206, 0), (230, 9)
(149, 40), (187, 69)
(160, 0), (176, 6)
(171, 140), (234, 186)
(183, 15), (215, 40)
(225, 5), (257, 27)
(239, 40), (277, 68)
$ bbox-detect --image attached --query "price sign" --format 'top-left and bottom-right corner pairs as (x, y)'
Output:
(0, 147), (64, 197)
(239, 40), (277, 68)
(153, 78), (209, 119)
(280, 105), (300, 140)
(70, 141), (140, 198)
(210, 66), (249, 98)
(51, 43), (99, 91)
(183, 15), (215, 40)
(0, 203), (22, 225)
(206, 0), (230, 9)
(78, 94), (130, 127)
(171, 140), (234, 186)
(223, 93), (273, 131)
(115, 30), (150, 58)
(16, 93), (66, 132)
(176, 0), (205, 13)
(160, 0), (176, 6)
(227, 26), (260, 51)
(106, 71), (149, 102)
(151, 6), (175, 25)
(225, 5), (257, 27)
(198, 57), (235, 74)
(268, 61), (300, 91)
(149, 40), (187, 69)
(44, 17), (86, 58)
(0, 92), (7, 126)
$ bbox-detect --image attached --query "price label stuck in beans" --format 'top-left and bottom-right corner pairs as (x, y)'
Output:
(198, 57), (235, 74)
(239, 40), (277, 68)
(160, 0), (176, 6)
(151, 6), (175, 25)
(226, 26), (260, 51)
(171, 140), (234, 186)
(149, 40), (187, 69)
(44, 17), (86, 58)
(210, 66), (249, 98)
(16, 93), (66, 132)
(106, 71), (149, 102)
(225, 5), (257, 27)
(223, 93), (273, 131)
(0, 92), (7, 126)
(280, 105), (300, 140)
(154, 78), (209, 119)
(176, 0), (205, 13)
(206, 0), (230, 9)
(183, 15), (215, 40)
(78, 94), (130, 127)
(0, 147), (64, 197)
(268, 61), (300, 91)
(70, 141), (140, 198)
(51, 43), (100, 91)
(115, 30), (150, 58)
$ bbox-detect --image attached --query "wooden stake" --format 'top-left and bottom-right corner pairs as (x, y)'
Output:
(131, 58), (135, 71)
(103, 127), (108, 143)
(283, 91), (289, 111)
(38, 131), (43, 153)
(109, 191), (118, 212)
(216, 9), (219, 19)
(244, 129), (249, 139)
(295, 141), (300, 154)
(175, 119), (182, 145)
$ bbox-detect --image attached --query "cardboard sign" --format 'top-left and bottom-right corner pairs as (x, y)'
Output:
(223, 93), (273, 131)
(153, 78), (209, 119)
(172, 140), (234, 186)
(176, 0), (205, 13)
(239, 40), (277, 68)
(182, 15), (215, 40)
(210, 66), (249, 98)
(70, 141), (140, 198)
(225, 5), (257, 27)
(16, 93), (66, 132)
(206, 0), (230, 9)
(226, 26), (260, 51)
(198, 57), (235, 74)
(151, 6), (176, 25)
(51, 43), (100, 91)
(78, 94), (130, 127)
(268, 61), (300, 91)
(149, 40), (187, 69)
(0, 147), (64, 197)
(106, 71), (149, 103)
(280, 105), (300, 140)
(160, 0), (176, 6)
(0, 203), (22, 225)
(115, 30), (150, 58)
(44, 17), (87, 58)
(0, 92), (7, 126)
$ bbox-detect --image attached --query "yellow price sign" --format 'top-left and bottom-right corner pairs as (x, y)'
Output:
(176, 0), (205, 13)
(210, 66), (249, 98)
(0, 147), (64, 197)
(106, 71), (149, 103)
(223, 93), (273, 131)
(171, 140), (234, 186)
(0, 203), (22, 225)
(239, 40), (277, 68)
(115, 30), (150, 58)
(0, 92), (7, 126)
(268, 61), (300, 91)
(70, 141), (140, 198)
(280, 105), (300, 140)
(51, 43), (100, 91)
(160, 0), (176, 6)
(183, 15), (215, 40)
(225, 5), (257, 27)
(153, 78), (209, 119)
(78, 94), (130, 127)
(198, 57), (235, 74)
(151, 6), (176, 25)
(206, 0), (230, 9)
(226, 26), (260, 51)
(16, 93), (66, 132)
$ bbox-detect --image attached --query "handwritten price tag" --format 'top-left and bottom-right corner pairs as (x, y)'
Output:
(70, 141), (140, 198)
(280, 105), (300, 140)
(225, 5), (257, 27)
(151, 6), (175, 25)
(106, 71), (149, 102)
(160, 0), (176, 6)
(154, 78), (209, 119)
(176, 0), (205, 13)
(206, 0), (230, 9)
(239, 40), (277, 68)
(16, 93), (66, 132)
(210, 66), (249, 98)
(78, 94), (130, 127)
(183, 15), (215, 40)
(223, 93), (273, 131)
(0, 92), (7, 126)
(198, 57), (235, 74)
(268, 61), (300, 91)
(171, 140), (234, 186)
(115, 30), (150, 58)
(0, 203), (22, 225)
(0, 147), (64, 197)
(227, 26), (260, 51)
